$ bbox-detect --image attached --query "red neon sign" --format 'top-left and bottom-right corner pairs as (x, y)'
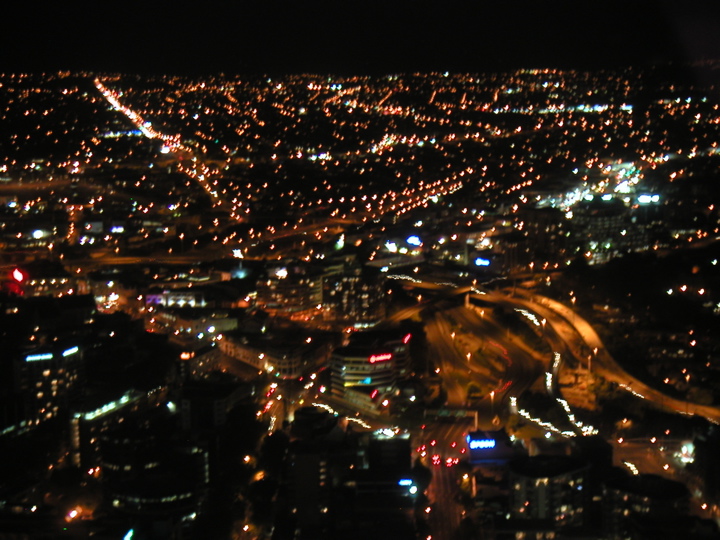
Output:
(369, 353), (393, 363)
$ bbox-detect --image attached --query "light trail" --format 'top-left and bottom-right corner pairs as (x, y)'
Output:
(94, 78), (241, 221)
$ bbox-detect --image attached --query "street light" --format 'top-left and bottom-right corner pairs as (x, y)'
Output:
(490, 390), (501, 426)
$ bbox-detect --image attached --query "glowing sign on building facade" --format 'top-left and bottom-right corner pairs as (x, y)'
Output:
(467, 437), (496, 450)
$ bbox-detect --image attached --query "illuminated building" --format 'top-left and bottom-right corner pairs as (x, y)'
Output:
(219, 331), (326, 379)
(466, 429), (519, 464)
(322, 263), (386, 328)
(347, 329), (413, 378)
(602, 470), (690, 539)
(101, 409), (209, 523)
(70, 389), (145, 468)
(179, 378), (250, 433)
(218, 334), (268, 372)
(145, 288), (206, 309)
(148, 307), (238, 344)
(285, 406), (346, 534)
(287, 449), (333, 532)
(329, 346), (397, 412)
(177, 343), (222, 380)
(12, 343), (84, 428)
(492, 229), (528, 273)
(256, 262), (323, 317)
(23, 275), (79, 297)
(516, 206), (569, 265)
(285, 409), (416, 538)
(570, 198), (650, 265)
(330, 347), (396, 392)
(351, 430), (415, 511)
(3, 263), (84, 298)
(0, 295), (96, 441)
(509, 455), (589, 530)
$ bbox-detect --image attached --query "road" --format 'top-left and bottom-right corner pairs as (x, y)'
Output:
(510, 289), (720, 425)
(417, 419), (475, 540)
(420, 298), (546, 429)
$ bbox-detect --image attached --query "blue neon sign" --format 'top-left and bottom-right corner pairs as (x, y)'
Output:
(467, 438), (496, 450)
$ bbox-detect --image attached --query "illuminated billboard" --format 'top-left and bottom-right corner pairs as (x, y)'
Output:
(466, 430), (517, 463)
(467, 437), (496, 450)
(369, 353), (393, 363)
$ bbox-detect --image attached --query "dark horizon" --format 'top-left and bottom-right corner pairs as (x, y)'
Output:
(4, 0), (720, 77)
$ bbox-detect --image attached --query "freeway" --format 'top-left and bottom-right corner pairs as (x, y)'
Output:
(425, 278), (720, 427)
(509, 289), (720, 425)
(425, 312), (470, 407)
(450, 304), (546, 400)
(418, 290), (547, 429)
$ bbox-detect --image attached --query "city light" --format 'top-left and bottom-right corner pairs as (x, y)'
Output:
(3, 63), (720, 539)
(467, 438), (496, 449)
(26, 353), (53, 362)
(406, 235), (422, 246)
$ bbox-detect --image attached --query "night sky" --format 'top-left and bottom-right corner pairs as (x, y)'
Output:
(3, 0), (720, 75)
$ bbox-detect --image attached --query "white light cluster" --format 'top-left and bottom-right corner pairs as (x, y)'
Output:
(552, 352), (561, 372)
(515, 308), (541, 327)
(618, 383), (646, 400)
(514, 405), (576, 438)
(75, 390), (141, 422)
(623, 461), (640, 475)
(556, 398), (598, 436)
(375, 427), (409, 439)
(386, 274), (422, 283)
(347, 417), (372, 429)
(311, 403), (339, 416)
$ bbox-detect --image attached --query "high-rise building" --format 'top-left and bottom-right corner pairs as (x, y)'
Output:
(602, 470), (690, 539)
(322, 260), (386, 328)
(509, 455), (589, 530)
(256, 261), (323, 317)
(70, 389), (145, 468)
(6, 342), (84, 431)
(330, 345), (397, 413)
